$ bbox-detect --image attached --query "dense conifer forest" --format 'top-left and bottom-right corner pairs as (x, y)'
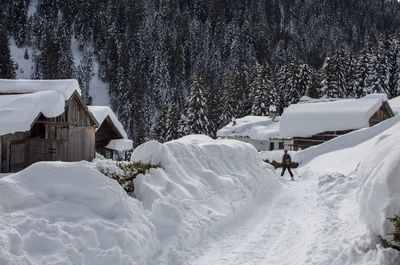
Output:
(1, 0), (400, 145)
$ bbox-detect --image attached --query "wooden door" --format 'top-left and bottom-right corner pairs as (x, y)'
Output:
(9, 140), (26, 172)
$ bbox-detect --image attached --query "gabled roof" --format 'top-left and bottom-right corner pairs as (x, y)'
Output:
(0, 79), (80, 100)
(217, 115), (282, 140)
(279, 94), (389, 138)
(0, 91), (65, 136)
(88, 106), (128, 139)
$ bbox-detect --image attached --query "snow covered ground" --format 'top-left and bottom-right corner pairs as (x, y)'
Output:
(0, 136), (280, 265)
(1, 123), (400, 264)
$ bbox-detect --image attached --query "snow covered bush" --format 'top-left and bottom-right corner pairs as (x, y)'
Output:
(93, 159), (159, 194)
(356, 124), (400, 247)
(388, 216), (400, 245)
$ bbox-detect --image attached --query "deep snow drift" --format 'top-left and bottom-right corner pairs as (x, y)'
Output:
(131, 135), (281, 264)
(0, 162), (157, 265)
(0, 136), (280, 265)
(356, 123), (400, 247)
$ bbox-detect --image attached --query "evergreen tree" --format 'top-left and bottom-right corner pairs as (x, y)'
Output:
(186, 72), (210, 135)
(0, 28), (16, 79)
(165, 101), (181, 141)
(151, 108), (168, 142)
(305, 77), (320, 99)
(220, 71), (247, 125)
(354, 35), (377, 97)
(275, 61), (299, 114)
(250, 65), (275, 116)
(76, 47), (94, 103)
(297, 64), (314, 99)
(321, 46), (348, 98)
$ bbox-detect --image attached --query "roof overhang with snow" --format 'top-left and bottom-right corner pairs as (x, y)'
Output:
(0, 91), (66, 136)
(279, 94), (389, 138)
(217, 115), (283, 140)
(105, 139), (133, 152)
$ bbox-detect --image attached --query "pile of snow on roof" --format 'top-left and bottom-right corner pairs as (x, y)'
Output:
(280, 94), (388, 138)
(88, 106), (128, 139)
(217, 115), (282, 140)
(0, 91), (65, 136)
(0, 79), (80, 100)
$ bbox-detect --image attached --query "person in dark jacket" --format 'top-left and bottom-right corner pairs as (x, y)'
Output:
(281, 149), (294, 181)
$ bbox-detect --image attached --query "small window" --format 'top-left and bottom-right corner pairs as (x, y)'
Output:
(269, 142), (274, 151)
(279, 142), (284, 150)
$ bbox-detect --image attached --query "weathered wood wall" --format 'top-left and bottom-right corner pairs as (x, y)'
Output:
(68, 127), (96, 161)
(0, 133), (27, 173)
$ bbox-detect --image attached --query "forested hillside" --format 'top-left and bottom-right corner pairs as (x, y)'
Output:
(1, 0), (400, 145)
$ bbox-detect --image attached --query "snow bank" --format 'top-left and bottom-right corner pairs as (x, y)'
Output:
(88, 106), (127, 139)
(217, 115), (282, 140)
(295, 115), (400, 164)
(0, 91), (65, 136)
(280, 94), (387, 137)
(131, 135), (280, 263)
(0, 79), (80, 100)
(0, 161), (158, 265)
(356, 123), (400, 246)
(0, 135), (280, 265)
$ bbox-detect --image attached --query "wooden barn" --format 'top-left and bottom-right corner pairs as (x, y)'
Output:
(279, 94), (395, 150)
(88, 106), (133, 160)
(0, 79), (98, 173)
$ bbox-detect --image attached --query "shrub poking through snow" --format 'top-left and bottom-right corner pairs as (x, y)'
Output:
(264, 159), (299, 169)
(388, 215), (400, 245)
(95, 160), (160, 194)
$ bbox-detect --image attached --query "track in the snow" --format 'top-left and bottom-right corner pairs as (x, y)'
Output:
(182, 171), (367, 265)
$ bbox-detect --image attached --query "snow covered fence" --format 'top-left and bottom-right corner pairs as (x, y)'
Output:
(0, 135), (280, 265)
(356, 123), (400, 247)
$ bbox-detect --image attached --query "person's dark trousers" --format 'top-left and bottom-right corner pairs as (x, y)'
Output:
(281, 167), (294, 178)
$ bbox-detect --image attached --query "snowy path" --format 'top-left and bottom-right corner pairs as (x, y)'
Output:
(183, 170), (368, 265)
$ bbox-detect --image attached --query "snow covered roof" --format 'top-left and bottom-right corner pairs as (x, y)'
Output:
(280, 94), (389, 138)
(389, 95), (400, 115)
(88, 106), (128, 139)
(217, 115), (283, 140)
(105, 139), (133, 152)
(0, 91), (65, 136)
(0, 79), (81, 100)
